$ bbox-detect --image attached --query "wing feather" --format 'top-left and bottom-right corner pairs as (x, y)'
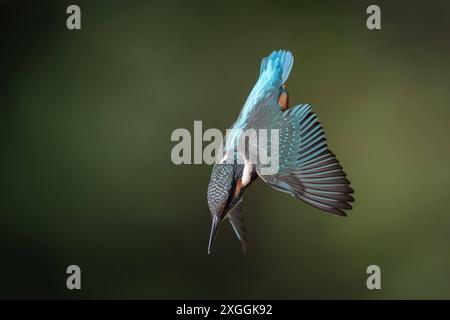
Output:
(253, 104), (354, 216)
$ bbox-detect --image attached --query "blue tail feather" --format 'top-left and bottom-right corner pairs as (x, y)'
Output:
(259, 50), (294, 84)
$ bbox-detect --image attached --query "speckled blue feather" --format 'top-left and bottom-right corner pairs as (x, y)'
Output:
(225, 50), (294, 151)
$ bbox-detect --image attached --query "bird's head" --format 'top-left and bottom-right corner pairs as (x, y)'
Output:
(207, 163), (244, 253)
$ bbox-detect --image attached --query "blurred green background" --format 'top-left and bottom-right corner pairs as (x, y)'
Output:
(1, 0), (450, 299)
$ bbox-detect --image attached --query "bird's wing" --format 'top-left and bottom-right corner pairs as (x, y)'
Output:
(228, 203), (247, 253)
(253, 104), (354, 216)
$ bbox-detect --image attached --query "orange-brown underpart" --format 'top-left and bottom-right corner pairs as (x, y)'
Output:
(278, 85), (289, 111)
(234, 179), (244, 198)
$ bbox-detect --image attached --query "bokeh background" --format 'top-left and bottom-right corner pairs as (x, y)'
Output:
(1, 0), (450, 299)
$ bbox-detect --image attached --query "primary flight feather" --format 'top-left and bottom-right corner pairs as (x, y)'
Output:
(207, 50), (354, 253)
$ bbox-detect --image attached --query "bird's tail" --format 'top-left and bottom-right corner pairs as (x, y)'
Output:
(259, 50), (294, 84)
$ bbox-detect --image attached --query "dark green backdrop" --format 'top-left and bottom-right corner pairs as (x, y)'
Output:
(1, 0), (450, 299)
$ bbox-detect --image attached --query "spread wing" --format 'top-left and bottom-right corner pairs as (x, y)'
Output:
(253, 104), (354, 216)
(233, 50), (353, 215)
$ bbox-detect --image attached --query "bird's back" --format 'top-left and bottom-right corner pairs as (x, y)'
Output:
(224, 50), (294, 154)
(233, 50), (293, 132)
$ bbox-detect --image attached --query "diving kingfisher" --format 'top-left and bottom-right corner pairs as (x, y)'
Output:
(207, 50), (354, 253)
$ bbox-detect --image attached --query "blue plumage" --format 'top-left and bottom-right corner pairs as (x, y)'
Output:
(207, 50), (354, 253)
(226, 50), (294, 150)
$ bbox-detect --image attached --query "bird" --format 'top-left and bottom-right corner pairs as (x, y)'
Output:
(207, 50), (354, 254)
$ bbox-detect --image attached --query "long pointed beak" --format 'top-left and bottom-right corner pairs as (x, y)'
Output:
(208, 216), (220, 254)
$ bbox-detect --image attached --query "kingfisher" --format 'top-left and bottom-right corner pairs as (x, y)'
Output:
(207, 50), (354, 253)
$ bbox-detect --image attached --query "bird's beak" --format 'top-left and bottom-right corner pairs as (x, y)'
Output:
(208, 215), (220, 254)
